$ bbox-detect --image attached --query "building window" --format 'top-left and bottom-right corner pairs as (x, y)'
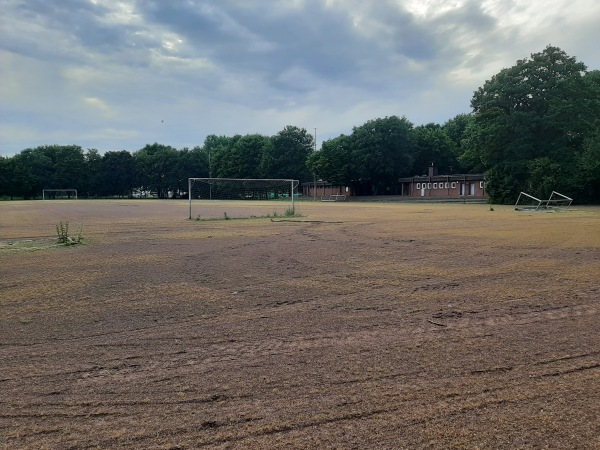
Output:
(451, 182), (456, 188)
(445, 182), (449, 189)
(416, 183), (420, 189)
(427, 183), (431, 189)
(433, 183), (437, 189)
(480, 181), (485, 188)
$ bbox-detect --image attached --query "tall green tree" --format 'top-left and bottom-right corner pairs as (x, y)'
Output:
(9, 145), (86, 197)
(202, 135), (238, 178)
(175, 146), (209, 195)
(573, 70), (600, 202)
(48, 145), (86, 191)
(412, 123), (458, 175)
(465, 46), (599, 203)
(84, 149), (103, 197)
(576, 127), (600, 201)
(10, 147), (53, 198)
(101, 150), (135, 197)
(349, 116), (415, 194)
(306, 134), (355, 185)
(261, 126), (314, 181)
(222, 134), (271, 178)
(443, 113), (474, 172)
(0, 156), (10, 197)
(134, 143), (180, 198)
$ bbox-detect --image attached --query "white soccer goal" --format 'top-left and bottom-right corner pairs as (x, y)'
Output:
(545, 191), (573, 210)
(42, 189), (78, 200)
(515, 191), (573, 211)
(188, 178), (299, 219)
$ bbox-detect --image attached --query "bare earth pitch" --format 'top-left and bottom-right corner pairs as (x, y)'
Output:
(1, 200), (599, 449)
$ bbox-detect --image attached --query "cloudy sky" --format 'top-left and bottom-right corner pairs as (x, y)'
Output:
(1, 0), (599, 157)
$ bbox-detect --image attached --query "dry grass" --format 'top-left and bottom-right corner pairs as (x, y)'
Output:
(1, 200), (599, 449)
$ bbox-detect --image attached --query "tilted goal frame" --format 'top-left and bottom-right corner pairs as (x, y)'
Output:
(188, 178), (299, 219)
(545, 191), (573, 210)
(515, 191), (573, 211)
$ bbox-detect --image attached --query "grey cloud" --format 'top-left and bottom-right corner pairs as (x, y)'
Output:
(132, 0), (445, 98)
(1, 0), (599, 155)
(2, 0), (139, 63)
(15, 0), (117, 46)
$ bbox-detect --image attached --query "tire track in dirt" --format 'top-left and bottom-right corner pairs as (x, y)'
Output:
(3, 301), (596, 382)
(427, 302), (598, 331)
(185, 389), (550, 448)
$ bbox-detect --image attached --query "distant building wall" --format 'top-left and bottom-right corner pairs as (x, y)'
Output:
(302, 183), (352, 199)
(398, 174), (487, 198)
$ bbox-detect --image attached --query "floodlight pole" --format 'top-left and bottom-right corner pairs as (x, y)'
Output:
(209, 148), (212, 200)
(291, 180), (295, 213)
(313, 128), (317, 201)
(188, 178), (192, 219)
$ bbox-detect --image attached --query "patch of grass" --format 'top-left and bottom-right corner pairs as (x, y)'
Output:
(0, 238), (72, 253)
(194, 209), (302, 221)
(269, 208), (302, 219)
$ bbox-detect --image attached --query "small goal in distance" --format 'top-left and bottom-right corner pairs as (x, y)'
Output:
(42, 189), (78, 200)
(188, 178), (299, 219)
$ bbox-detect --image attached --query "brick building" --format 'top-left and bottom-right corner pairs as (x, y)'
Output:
(398, 166), (487, 199)
(302, 181), (353, 200)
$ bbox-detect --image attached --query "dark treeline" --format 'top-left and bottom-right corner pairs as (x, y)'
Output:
(1, 46), (599, 203)
(0, 126), (315, 200)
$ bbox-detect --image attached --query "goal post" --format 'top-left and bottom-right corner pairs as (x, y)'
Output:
(514, 192), (542, 211)
(188, 178), (299, 219)
(42, 189), (78, 200)
(545, 191), (572, 210)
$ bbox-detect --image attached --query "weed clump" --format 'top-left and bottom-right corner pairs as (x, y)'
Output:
(56, 221), (84, 245)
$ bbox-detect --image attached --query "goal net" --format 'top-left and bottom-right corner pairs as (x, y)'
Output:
(188, 178), (299, 219)
(42, 189), (78, 200)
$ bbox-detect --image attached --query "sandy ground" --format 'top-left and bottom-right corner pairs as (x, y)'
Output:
(1, 199), (599, 449)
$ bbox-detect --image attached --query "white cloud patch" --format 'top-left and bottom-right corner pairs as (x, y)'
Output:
(83, 97), (112, 115)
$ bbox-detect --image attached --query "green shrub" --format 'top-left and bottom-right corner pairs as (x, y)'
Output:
(55, 221), (84, 245)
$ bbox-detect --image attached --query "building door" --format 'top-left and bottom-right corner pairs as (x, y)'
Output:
(460, 183), (465, 196)
(421, 186), (425, 197)
(470, 183), (475, 196)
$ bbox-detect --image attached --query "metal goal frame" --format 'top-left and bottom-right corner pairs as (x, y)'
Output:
(188, 178), (299, 219)
(42, 189), (78, 200)
(514, 191), (573, 211)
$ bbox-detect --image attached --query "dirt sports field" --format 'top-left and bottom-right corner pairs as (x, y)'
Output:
(1, 199), (599, 449)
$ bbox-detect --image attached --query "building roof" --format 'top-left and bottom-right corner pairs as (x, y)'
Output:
(398, 173), (485, 182)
